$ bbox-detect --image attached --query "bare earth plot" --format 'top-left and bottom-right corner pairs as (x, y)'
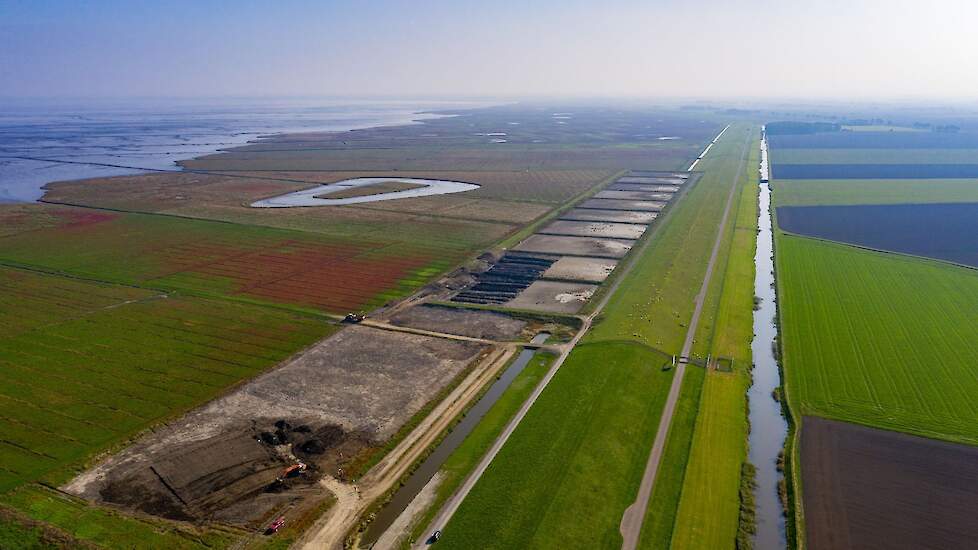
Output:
(801, 416), (978, 550)
(561, 208), (658, 224)
(505, 280), (598, 313)
(578, 198), (666, 211)
(513, 234), (633, 259)
(594, 190), (674, 201)
(64, 325), (485, 527)
(542, 256), (618, 283)
(388, 304), (527, 340)
(616, 176), (686, 185)
(607, 183), (679, 192)
(539, 220), (647, 240)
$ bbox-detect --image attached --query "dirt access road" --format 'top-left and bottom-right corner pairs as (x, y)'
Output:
(619, 125), (751, 550)
(415, 126), (732, 548)
(294, 344), (516, 549)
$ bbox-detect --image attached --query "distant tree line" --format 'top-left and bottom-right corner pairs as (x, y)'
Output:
(912, 122), (960, 132)
(765, 121), (842, 135)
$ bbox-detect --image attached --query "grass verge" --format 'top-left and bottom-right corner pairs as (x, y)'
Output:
(437, 342), (673, 549)
(400, 352), (555, 548)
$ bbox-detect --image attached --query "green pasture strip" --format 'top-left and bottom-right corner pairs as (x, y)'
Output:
(669, 136), (759, 550)
(0, 266), (334, 492)
(637, 366), (705, 550)
(772, 148), (978, 164)
(635, 138), (748, 549)
(1, 485), (234, 550)
(0, 516), (62, 550)
(438, 342), (673, 550)
(608, 123), (753, 549)
(772, 178), (978, 206)
(403, 353), (555, 548)
(776, 234), (978, 445)
(670, 372), (749, 550)
(587, 124), (754, 355)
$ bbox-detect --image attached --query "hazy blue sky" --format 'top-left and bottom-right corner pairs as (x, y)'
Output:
(2, 0), (976, 100)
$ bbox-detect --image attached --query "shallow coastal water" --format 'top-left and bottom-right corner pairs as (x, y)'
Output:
(0, 98), (469, 202)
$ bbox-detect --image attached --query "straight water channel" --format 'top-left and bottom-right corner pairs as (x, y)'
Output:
(749, 176), (788, 548)
(362, 333), (550, 544)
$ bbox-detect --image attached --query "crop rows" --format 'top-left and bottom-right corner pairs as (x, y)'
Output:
(777, 235), (978, 444)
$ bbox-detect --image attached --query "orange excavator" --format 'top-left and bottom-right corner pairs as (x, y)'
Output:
(281, 462), (307, 479)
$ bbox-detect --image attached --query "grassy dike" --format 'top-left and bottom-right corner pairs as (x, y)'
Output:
(432, 123), (756, 549)
(636, 126), (759, 550)
(665, 130), (760, 550)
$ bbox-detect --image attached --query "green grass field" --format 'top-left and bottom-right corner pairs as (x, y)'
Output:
(772, 178), (978, 206)
(776, 234), (978, 445)
(636, 366), (705, 550)
(0, 266), (334, 492)
(1, 485), (235, 550)
(587, 125), (754, 355)
(438, 342), (674, 550)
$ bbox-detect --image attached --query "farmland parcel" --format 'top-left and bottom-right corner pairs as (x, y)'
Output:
(801, 416), (978, 550)
(778, 202), (978, 268)
(770, 126), (978, 549)
(0, 104), (723, 547)
(432, 125), (756, 550)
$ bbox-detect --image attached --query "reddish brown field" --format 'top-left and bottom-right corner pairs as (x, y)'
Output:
(0, 205), (442, 314)
(154, 239), (431, 312)
(801, 416), (978, 550)
(0, 204), (118, 237)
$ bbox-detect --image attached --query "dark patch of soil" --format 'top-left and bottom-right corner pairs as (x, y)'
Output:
(96, 420), (373, 527)
(777, 202), (978, 268)
(768, 132), (978, 149)
(774, 163), (978, 179)
(390, 304), (526, 339)
(801, 416), (978, 550)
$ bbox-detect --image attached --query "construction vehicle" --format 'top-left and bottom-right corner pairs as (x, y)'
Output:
(282, 462), (307, 479)
(344, 312), (364, 323)
(265, 516), (286, 535)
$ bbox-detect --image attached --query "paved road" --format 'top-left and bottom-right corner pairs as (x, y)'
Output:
(414, 127), (733, 548)
(619, 126), (752, 550)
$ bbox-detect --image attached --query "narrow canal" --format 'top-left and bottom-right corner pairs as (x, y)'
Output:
(362, 333), (550, 545)
(749, 132), (788, 549)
